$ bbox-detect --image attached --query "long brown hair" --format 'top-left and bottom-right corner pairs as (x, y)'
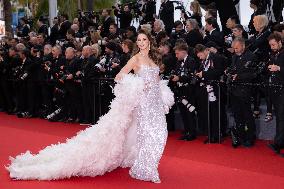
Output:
(132, 29), (162, 66)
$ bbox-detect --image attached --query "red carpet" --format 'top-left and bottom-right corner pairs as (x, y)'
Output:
(1, 112), (284, 189)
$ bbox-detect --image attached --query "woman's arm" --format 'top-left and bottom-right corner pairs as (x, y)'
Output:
(114, 56), (136, 81)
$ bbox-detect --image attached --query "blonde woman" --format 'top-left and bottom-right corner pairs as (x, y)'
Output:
(189, 0), (203, 28)
(248, 15), (272, 122)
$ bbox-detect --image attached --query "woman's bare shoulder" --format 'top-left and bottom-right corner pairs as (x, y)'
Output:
(128, 54), (140, 65)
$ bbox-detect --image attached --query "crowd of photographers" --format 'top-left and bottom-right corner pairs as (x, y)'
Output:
(0, 0), (284, 151)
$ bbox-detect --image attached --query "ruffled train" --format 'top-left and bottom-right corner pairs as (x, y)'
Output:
(6, 74), (174, 180)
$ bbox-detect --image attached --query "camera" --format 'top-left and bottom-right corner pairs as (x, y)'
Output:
(181, 99), (196, 112)
(20, 72), (29, 80)
(190, 74), (200, 85)
(206, 85), (216, 102)
(173, 1), (191, 18)
(95, 56), (107, 70)
(226, 66), (237, 83)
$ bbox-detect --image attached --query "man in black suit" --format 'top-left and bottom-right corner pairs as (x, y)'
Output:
(172, 43), (200, 141)
(80, 45), (100, 124)
(61, 47), (82, 123)
(227, 37), (258, 148)
(141, 0), (156, 24)
(59, 14), (72, 39)
(37, 18), (48, 37)
(159, 0), (174, 35)
(266, 33), (284, 155)
(204, 17), (224, 48)
(114, 4), (132, 31)
(50, 17), (60, 45)
(195, 44), (226, 143)
(0, 47), (20, 114)
(17, 18), (30, 37)
(100, 9), (115, 38)
(17, 49), (38, 118)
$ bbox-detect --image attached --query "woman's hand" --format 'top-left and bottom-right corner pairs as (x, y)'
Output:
(114, 73), (123, 82)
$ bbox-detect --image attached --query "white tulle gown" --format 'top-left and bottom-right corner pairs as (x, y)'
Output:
(6, 65), (174, 182)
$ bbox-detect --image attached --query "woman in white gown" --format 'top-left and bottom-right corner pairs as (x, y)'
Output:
(6, 29), (174, 183)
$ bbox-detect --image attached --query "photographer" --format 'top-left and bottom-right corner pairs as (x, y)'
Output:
(37, 18), (49, 38)
(159, 41), (176, 131)
(37, 44), (54, 118)
(170, 21), (186, 46)
(97, 41), (120, 115)
(195, 44), (226, 143)
(172, 42), (200, 141)
(159, 0), (174, 35)
(100, 9), (115, 38)
(141, 0), (156, 24)
(78, 11), (99, 33)
(80, 45), (100, 124)
(16, 49), (37, 118)
(227, 37), (258, 148)
(114, 4), (133, 31)
(0, 48), (10, 112)
(61, 47), (82, 123)
(58, 14), (72, 39)
(266, 33), (284, 155)
(17, 18), (30, 38)
(0, 47), (20, 114)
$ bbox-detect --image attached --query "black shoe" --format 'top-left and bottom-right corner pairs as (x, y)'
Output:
(268, 143), (280, 154)
(186, 135), (197, 141)
(64, 118), (75, 123)
(231, 130), (241, 148)
(17, 112), (25, 118)
(24, 112), (33, 118)
(179, 132), (196, 141)
(243, 140), (254, 148)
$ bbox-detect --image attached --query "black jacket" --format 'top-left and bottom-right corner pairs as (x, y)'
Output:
(182, 29), (204, 48)
(247, 28), (271, 62)
(268, 48), (284, 85)
(141, 1), (156, 24)
(159, 1), (174, 31)
(50, 23), (60, 45)
(229, 50), (258, 97)
(38, 24), (49, 36)
(204, 29), (224, 48)
(59, 20), (72, 39)
(100, 16), (115, 38)
(200, 52), (226, 81)
(81, 55), (99, 82)
(114, 10), (132, 30)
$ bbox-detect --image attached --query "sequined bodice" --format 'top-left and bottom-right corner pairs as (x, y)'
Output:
(137, 64), (160, 86)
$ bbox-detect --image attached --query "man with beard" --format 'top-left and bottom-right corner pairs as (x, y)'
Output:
(266, 33), (284, 156)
